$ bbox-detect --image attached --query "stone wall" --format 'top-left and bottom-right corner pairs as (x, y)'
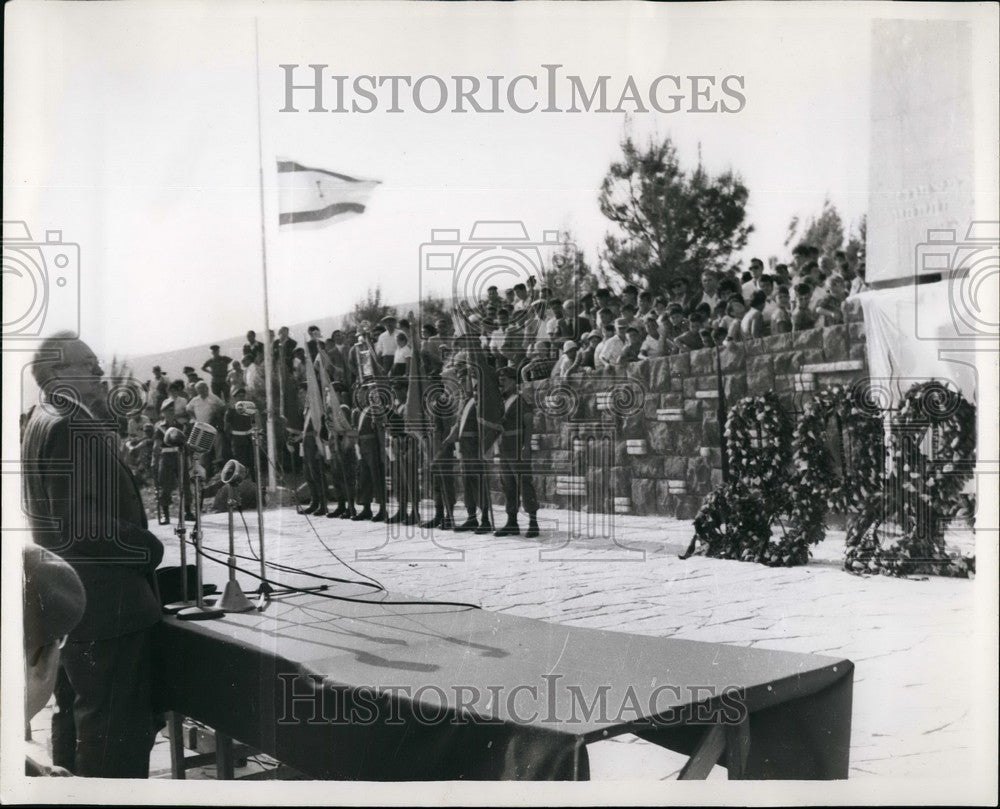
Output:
(510, 312), (868, 519)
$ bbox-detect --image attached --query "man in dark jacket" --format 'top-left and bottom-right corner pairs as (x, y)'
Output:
(21, 333), (164, 778)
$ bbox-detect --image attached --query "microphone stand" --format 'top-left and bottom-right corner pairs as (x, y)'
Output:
(178, 456), (224, 621)
(219, 480), (254, 612)
(250, 411), (273, 608)
(163, 449), (196, 614)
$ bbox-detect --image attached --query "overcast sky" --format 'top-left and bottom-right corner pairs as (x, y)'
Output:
(6, 1), (983, 362)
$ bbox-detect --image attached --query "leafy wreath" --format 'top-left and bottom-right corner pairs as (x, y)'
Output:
(690, 392), (801, 565)
(784, 383), (886, 554)
(845, 381), (976, 577)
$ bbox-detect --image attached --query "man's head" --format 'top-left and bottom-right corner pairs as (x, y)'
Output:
(644, 315), (659, 336)
(210, 344), (220, 356)
(246, 330), (256, 342)
(794, 281), (813, 306)
(195, 381), (210, 398)
(496, 366), (518, 395)
(597, 307), (615, 327)
(638, 290), (653, 312)
(513, 283), (528, 301)
(667, 302), (686, 326)
(23, 545), (85, 720)
(826, 273), (847, 300)
(625, 326), (642, 346)
(31, 334), (104, 406)
(700, 270), (719, 294)
(308, 326), (321, 341)
(619, 302), (637, 321)
(760, 275), (775, 296)
(749, 258), (764, 278)
(727, 296), (747, 318)
(621, 284), (639, 306)
(278, 326), (289, 340)
(549, 298), (564, 318)
(562, 339), (579, 357)
(614, 317), (628, 340)
(749, 290), (767, 311)
(587, 331), (603, 348)
(395, 331), (409, 348)
(380, 315), (397, 332)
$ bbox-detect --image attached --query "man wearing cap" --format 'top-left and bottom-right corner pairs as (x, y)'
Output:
(181, 367), (202, 399)
(551, 339), (581, 378)
(21, 334), (165, 778)
(201, 345), (233, 402)
(23, 544), (87, 776)
(243, 329), (263, 360)
(480, 366), (540, 538)
(375, 315), (399, 373)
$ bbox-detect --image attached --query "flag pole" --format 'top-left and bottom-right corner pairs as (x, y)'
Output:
(254, 16), (278, 493)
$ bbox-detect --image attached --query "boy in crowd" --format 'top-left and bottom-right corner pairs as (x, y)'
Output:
(770, 286), (793, 334)
(792, 282), (817, 331)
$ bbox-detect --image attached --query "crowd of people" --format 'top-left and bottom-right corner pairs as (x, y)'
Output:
(131, 245), (865, 530)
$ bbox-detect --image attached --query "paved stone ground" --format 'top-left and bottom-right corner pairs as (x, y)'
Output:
(27, 500), (985, 783)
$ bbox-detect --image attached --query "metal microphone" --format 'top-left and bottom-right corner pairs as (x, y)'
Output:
(187, 421), (217, 455)
(234, 401), (258, 417)
(220, 459), (247, 485)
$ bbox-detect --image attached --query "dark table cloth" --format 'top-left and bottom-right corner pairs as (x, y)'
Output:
(152, 586), (852, 780)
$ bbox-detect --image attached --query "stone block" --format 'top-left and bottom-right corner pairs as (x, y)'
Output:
(682, 377), (698, 398)
(762, 332), (793, 353)
(702, 420), (721, 447)
(700, 446), (723, 468)
(710, 468), (725, 488)
(696, 374), (717, 391)
(717, 343), (745, 373)
(661, 392), (683, 408)
(690, 348), (715, 376)
(674, 424), (702, 456)
(663, 455), (689, 478)
(609, 466), (630, 494)
(687, 457), (713, 493)
(668, 352), (691, 378)
(648, 357), (670, 391)
(647, 421), (672, 455)
(655, 479), (673, 505)
(723, 374), (747, 400)
(848, 321), (867, 344)
(643, 396), (659, 420)
(848, 342), (867, 362)
(683, 399), (702, 421)
(629, 456), (664, 479)
(792, 328), (825, 350)
(773, 351), (799, 375)
(822, 325), (849, 361)
(627, 359), (651, 388)
(631, 478), (655, 516)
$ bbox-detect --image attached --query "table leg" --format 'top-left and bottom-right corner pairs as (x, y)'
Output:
(167, 712), (186, 780)
(215, 731), (235, 780)
(725, 718), (750, 779)
(677, 724), (726, 780)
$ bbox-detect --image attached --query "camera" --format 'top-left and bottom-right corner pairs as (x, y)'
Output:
(2, 221), (81, 340)
(418, 220), (572, 334)
(914, 221), (998, 341)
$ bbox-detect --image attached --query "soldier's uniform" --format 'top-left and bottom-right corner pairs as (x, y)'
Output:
(494, 388), (540, 537)
(447, 393), (491, 531)
(353, 403), (387, 521)
(386, 396), (419, 525)
(153, 414), (181, 524)
(328, 403), (358, 519)
(224, 402), (257, 480)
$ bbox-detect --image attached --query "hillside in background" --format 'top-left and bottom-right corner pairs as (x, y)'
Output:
(124, 300), (423, 383)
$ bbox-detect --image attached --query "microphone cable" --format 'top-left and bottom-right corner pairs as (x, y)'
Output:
(185, 536), (480, 610)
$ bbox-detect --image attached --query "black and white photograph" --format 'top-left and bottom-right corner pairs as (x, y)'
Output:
(2, 1), (997, 804)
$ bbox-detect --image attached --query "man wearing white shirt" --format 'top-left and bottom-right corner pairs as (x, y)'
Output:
(693, 270), (722, 313)
(741, 258), (765, 300)
(595, 319), (628, 369)
(375, 315), (399, 372)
